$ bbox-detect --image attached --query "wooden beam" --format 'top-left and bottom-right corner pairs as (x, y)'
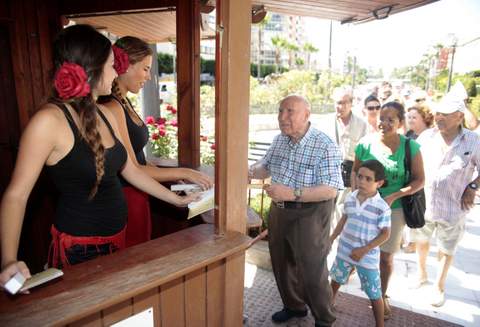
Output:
(59, 0), (176, 16)
(215, 0), (250, 234)
(177, 0), (201, 168)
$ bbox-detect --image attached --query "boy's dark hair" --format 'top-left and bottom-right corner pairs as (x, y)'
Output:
(359, 160), (387, 186)
(364, 94), (380, 106)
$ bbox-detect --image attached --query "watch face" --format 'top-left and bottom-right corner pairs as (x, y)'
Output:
(470, 183), (478, 190)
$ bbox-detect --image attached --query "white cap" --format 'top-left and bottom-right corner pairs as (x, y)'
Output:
(434, 96), (466, 114)
(450, 81), (468, 100)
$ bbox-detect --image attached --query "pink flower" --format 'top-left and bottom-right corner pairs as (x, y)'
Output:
(54, 62), (90, 100)
(166, 104), (175, 111)
(210, 143), (216, 150)
(112, 45), (129, 75)
(145, 116), (155, 124)
(151, 133), (159, 140)
(170, 108), (177, 114)
(156, 117), (167, 125)
(158, 129), (166, 137)
(169, 119), (178, 127)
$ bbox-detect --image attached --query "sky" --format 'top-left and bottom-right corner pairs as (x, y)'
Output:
(304, 0), (480, 76)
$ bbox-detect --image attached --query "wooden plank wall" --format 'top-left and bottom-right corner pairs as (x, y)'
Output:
(0, 0), (61, 273)
(64, 257), (242, 327)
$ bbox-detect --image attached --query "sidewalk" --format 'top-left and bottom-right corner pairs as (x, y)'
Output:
(244, 204), (480, 326)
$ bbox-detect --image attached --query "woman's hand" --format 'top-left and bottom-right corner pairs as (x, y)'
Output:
(1, 261), (31, 293)
(174, 192), (203, 207)
(183, 169), (213, 191)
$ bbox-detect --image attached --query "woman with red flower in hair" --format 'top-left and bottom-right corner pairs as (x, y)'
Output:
(100, 36), (212, 247)
(0, 25), (200, 288)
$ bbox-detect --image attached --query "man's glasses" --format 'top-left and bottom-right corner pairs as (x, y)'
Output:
(367, 105), (381, 111)
(415, 98), (426, 103)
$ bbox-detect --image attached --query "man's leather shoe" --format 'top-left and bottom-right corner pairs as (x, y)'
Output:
(271, 308), (308, 323)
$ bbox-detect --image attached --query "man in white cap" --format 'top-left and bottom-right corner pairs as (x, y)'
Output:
(411, 95), (480, 307)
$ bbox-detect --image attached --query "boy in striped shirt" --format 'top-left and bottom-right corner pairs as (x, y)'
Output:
(329, 160), (391, 326)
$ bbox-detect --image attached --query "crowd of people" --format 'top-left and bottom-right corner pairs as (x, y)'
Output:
(250, 80), (480, 326)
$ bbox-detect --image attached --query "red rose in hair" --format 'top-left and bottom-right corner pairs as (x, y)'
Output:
(54, 62), (90, 100)
(112, 45), (129, 75)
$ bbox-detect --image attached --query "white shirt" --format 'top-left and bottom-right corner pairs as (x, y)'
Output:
(417, 127), (480, 224)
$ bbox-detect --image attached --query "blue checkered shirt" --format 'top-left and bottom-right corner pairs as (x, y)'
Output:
(263, 124), (344, 189)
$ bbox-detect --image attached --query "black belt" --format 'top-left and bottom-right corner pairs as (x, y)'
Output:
(274, 201), (319, 209)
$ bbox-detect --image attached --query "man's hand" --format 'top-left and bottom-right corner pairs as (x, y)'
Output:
(349, 246), (369, 262)
(461, 187), (476, 211)
(264, 184), (295, 202)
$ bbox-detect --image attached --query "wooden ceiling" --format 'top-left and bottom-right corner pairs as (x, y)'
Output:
(251, 0), (439, 24)
(70, 0), (439, 43)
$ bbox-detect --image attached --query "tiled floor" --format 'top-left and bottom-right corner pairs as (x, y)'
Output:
(244, 204), (480, 326)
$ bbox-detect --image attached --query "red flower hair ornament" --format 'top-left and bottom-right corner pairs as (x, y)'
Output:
(112, 45), (129, 75)
(54, 62), (91, 100)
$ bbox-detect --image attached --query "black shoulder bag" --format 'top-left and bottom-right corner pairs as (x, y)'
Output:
(401, 138), (426, 228)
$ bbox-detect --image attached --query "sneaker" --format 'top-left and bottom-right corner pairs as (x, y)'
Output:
(431, 289), (446, 307)
(383, 296), (392, 320)
(271, 307), (308, 323)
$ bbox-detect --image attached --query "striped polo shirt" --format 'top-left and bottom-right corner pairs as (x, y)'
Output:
(336, 190), (391, 270)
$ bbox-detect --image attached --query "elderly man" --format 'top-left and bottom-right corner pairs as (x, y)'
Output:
(249, 95), (343, 326)
(412, 96), (480, 307)
(330, 87), (367, 227)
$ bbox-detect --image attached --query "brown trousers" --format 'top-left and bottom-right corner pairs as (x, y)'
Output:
(268, 200), (336, 326)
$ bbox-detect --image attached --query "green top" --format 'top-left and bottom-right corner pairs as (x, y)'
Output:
(355, 134), (420, 209)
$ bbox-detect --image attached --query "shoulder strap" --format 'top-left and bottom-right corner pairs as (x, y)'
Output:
(97, 108), (117, 138)
(404, 137), (411, 179)
(54, 102), (80, 135)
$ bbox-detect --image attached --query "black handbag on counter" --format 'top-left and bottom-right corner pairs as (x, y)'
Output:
(401, 138), (426, 228)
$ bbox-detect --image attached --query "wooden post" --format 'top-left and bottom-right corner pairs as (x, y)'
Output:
(215, 0), (251, 325)
(215, 0), (251, 234)
(176, 0), (201, 168)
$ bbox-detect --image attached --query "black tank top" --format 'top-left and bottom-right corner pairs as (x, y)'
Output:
(111, 96), (149, 186)
(47, 104), (128, 236)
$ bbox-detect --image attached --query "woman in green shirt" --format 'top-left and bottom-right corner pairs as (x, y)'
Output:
(352, 101), (425, 320)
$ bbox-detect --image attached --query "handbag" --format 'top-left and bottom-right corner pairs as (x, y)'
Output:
(341, 160), (354, 188)
(401, 138), (426, 228)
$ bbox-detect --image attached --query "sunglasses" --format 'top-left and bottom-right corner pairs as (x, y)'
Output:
(367, 105), (381, 111)
(415, 98), (426, 103)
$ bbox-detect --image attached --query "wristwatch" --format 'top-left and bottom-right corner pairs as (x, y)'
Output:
(468, 182), (478, 190)
(294, 188), (303, 201)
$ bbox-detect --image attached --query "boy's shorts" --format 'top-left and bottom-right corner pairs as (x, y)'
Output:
(330, 257), (382, 300)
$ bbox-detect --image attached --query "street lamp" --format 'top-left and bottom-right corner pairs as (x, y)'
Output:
(446, 33), (458, 92)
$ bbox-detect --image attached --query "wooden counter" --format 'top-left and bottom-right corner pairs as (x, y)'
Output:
(0, 224), (251, 326)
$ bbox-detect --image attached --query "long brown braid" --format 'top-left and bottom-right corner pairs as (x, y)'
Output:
(52, 25), (112, 199)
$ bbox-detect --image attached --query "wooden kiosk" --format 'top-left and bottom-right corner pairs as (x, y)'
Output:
(0, 0), (437, 325)
(0, 0), (251, 325)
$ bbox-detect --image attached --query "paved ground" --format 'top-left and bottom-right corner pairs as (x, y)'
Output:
(244, 204), (480, 327)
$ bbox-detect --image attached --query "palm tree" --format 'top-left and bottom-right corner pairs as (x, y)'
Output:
(303, 42), (318, 70)
(256, 13), (270, 78)
(285, 41), (299, 69)
(271, 36), (287, 73)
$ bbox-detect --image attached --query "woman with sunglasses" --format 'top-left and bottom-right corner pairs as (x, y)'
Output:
(363, 95), (382, 134)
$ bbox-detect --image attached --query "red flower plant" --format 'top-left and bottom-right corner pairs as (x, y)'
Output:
(145, 116), (155, 125)
(54, 62), (90, 100)
(151, 133), (160, 140)
(169, 119), (178, 127)
(112, 45), (129, 75)
(156, 117), (167, 125)
(210, 143), (216, 150)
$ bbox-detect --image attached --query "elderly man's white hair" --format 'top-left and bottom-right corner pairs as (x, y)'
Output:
(279, 94), (311, 112)
(332, 87), (353, 102)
